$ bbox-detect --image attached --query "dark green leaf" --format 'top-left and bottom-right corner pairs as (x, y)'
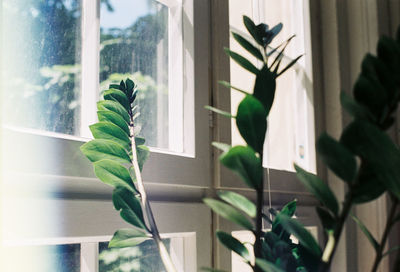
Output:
(352, 162), (386, 203)
(351, 215), (379, 251)
(219, 145), (262, 189)
(80, 139), (131, 164)
(216, 231), (250, 261)
(276, 55), (303, 76)
(316, 206), (335, 230)
(203, 198), (253, 230)
(224, 48), (259, 74)
(280, 199), (297, 217)
(97, 100), (130, 124)
(317, 133), (357, 183)
(340, 120), (400, 200)
(232, 32), (263, 61)
(253, 65), (277, 115)
(112, 187), (145, 228)
(383, 246), (400, 257)
(109, 228), (149, 248)
(90, 122), (130, 150)
(103, 88), (130, 111)
(135, 136), (146, 146)
(278, 214), (321, 257)
(294, 164), (339, 215)
(236, 95), (267, 152)
(93, 159), (135, 192)
(340, 92), (375, 121)
(119, 80), (126, 92)
(243, 15), (262, 46)
(97, 110), (130, 136)
(205, 105), (234, 118)
(125, 78), (135, 100)
(109, 84), (120, 90)
(255, 258), (285, 272)
(217, 191), (256, 218)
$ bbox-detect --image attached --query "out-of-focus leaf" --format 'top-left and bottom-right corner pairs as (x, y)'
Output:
(219, 145), (263, 189)
(317, 133), (357, 183)
(212, 142), (231, 153)
(243, 15), (262, 46)
(217, 191), (256, 218)
(218, 80), (249, 95)
(80, 139), (131, 164)
(224, 48), (259, 74)
(255, 259), (285, 272)
(280, 199), (297, 217)
(109, 228), (149, 248)
(204, 198), (253, 230)
(93, 159), (135, 192)
(136, 145), (150, 171)
(205, 105), (234, 118)
(294, 164), (339, 215)
(351, 214), (378, 251)
(316, 206), (335, 230)
(90, 122), (130, 150)
(216, 231), (250, 261)
(125, 78), (135, 100)
(236, 95), (267, 152)
(352, 162), (386, 204)
(232, 32), (263, 61)
(253, 65), (276, 114)
(97, 110), (130, 136)
(276, 55), (303, 76)
(97, 100), (130, 123)
(340, 92), (375, 121)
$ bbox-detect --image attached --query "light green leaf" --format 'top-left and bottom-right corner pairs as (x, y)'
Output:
(224, 48), (259, 74)
(104, 88), (130, 110)
(90, 122), (130, 150)
(94, 159), (135, 192)
(255, 259), (285, 272)
(317, 133), (357, 183)
(97, 110), (130, 136)
(205, 105), (234, 118)
(236, 95), (267, 152)
(112, 187), (146, 230)
(253, 65), (277, 115)
(220, 145), (262, 189)
(212, 142), (231, 153)
(109, 228), (150, 248)
(232, 32), (263, 61)
(204, 198), (253, 230)
(351, 214), (379, 251)
(216, 231), (250, 261)
(217, 191), (256, 218)
(294, 164), (339, 215)
(80, 139), (131, 164)
(278, 214), (321, 257)
(218, 80), (249, 95)
(136, 145), (150, 171)
(97, 100), (130, 124)
(279, 199), (297, 217)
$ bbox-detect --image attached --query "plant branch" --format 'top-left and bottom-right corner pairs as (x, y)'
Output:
(371, 195), (399, 272)
(130, 126), (177, 272)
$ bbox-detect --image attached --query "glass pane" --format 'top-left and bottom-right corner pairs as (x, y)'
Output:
(99, 239), (171, 272)
(1, 0), (82, 135)
(3, 244), (80, 272)
(100, 0), (170, 149)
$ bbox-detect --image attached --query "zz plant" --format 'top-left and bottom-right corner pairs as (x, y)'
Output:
(80, 80), (177, 272)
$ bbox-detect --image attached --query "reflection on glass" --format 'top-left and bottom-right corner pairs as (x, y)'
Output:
(1, 0), (82, 135)
(3, 244), (80, 272)
(99, 239), (171, 272)
(100, 0), (169, 149)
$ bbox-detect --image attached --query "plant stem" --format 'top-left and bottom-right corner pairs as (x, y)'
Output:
(254, 152), (264, 272)
(130, 127), (177, 272)
(319, 192), (354, 272)
(371, 195), (399, 272)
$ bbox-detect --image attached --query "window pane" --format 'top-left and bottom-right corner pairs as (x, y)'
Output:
(1, 0), (82, 135)
(100, 0), (171, 149)
(3, 244), (80, 272)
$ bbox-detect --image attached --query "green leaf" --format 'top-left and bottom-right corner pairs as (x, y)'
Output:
(97, 100), (130, 124)
(217, 191), (256, 218)
(218, 80), (249, 95)
(90, 122), (130, 150)
(216, 231), (250, 261)
(212, 142), (231, 153)
(278, 214), (321, 257)
(340, 120), (400, 200)
(317, 133), (357, 183)
(280, 199), (297, 217)
(109, 84), (121, 90)
(80, 139), (131, 164)
(205, 105), (234, 118)
(203, 198), (253, 230)
(103, 88), (130, 111)
(255, 259), (285, 272)
(243, 15), (262, 46)
(93, 159), (135, 192)
(276, 55), (303, 76)
(294, 164), (339, 215)
(112, 187), (146, 230)
(351, 215), (379, 251)
(109, 228), (149, 248)
(340, 92), (375, 121)
(220, 145), (262, 189)
(97, 110), (130, 136)
(125, 78), (135, 100)
(224, 48), (259, 74)
(316, 206), (335, 230)
(236, 95), (267, 152)
(136, 145), (150, 171)
(383, 246), (400, 257)
(253, 65), (277, 115)
(232, 32), (263, 61)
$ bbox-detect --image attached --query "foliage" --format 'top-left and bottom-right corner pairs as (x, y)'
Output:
(81, 79), (177, 272)
(203, 16), (307, 272)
